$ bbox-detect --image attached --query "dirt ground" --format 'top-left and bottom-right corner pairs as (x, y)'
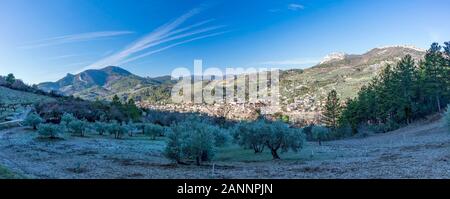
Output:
(1, 119), (449, 179)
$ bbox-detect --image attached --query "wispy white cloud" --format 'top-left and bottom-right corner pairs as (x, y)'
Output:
(288, 3), (305, 11)
(269, 3), (305, 13)
(120, 31), (230, 65)
(19, 31), (134, 49)
(84, 6), (227, 71)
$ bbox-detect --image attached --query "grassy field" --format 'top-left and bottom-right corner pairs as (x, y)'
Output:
(215, 144), (340, 163)
(1, 117), (448, 179)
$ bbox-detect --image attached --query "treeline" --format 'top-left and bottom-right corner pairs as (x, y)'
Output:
(333, 42), (450, 134)
(35, 94), (142, 123)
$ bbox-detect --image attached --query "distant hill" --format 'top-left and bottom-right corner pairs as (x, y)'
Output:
(38, 66), (175, 103)
(280, 45), (426, 112)
(37, 46), (427, 113)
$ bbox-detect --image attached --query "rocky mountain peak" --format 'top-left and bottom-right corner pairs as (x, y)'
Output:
(319, 52), (347, 64)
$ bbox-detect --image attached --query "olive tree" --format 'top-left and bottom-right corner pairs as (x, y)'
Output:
(37, 123), (61, 139)
(24, 112), (43, 130)
(233, 121), (267, 153)
(144, 123), (165, 140)
(165, 117), (230, 165)
(311, 125), (330, 146)
(61, 113), (76, 127)
(164, 128), (183, 164)
(106, 121), (127, 139)
(235, 119), (305, 159)
(93, 121), (108, 135)
(262, 120), (305, 159)
(67, 119), (88, 137)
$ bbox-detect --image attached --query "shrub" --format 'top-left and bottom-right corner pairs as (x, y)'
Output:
(37, 123), (61, 139)
(445, 105), (450, 133)
(274, 112), (290, 123)
(144, 123), (165, 140)
(24, 113), (43, 130)
(311, 126), (330, 145)
(67, 119), (88, 137)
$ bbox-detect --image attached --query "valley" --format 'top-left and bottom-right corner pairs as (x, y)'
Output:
(37, 46), (426, 124)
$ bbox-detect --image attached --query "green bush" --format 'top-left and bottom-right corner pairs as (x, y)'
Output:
(67, 119), (88, 137)
(281, 115), (290, 123)
(274, 112), (290, 123)
(311, 125), (330, 145)
(37, 123), (61, 139)
(24, 112), (43, 130)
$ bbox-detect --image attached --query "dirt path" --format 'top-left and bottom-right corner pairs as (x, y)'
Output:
(0, 119), (449, 179)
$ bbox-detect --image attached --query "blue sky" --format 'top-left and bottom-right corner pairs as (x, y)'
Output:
(0, 0), (449, 84)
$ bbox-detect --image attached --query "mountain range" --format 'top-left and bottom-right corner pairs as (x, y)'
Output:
(38, 66), (175, 103)
(38, 45), (426, 110)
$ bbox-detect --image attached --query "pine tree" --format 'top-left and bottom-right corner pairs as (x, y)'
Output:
(321, 90), (341, 131)
(126, 98), (141, 121)
(421, 43), (446, 112)
(5, 73), (15, 85)
(443, 42), (450, 104)
(392, 55), (417, 124)
(112, 95), (121, 106)
(339, 98), (359, 134)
